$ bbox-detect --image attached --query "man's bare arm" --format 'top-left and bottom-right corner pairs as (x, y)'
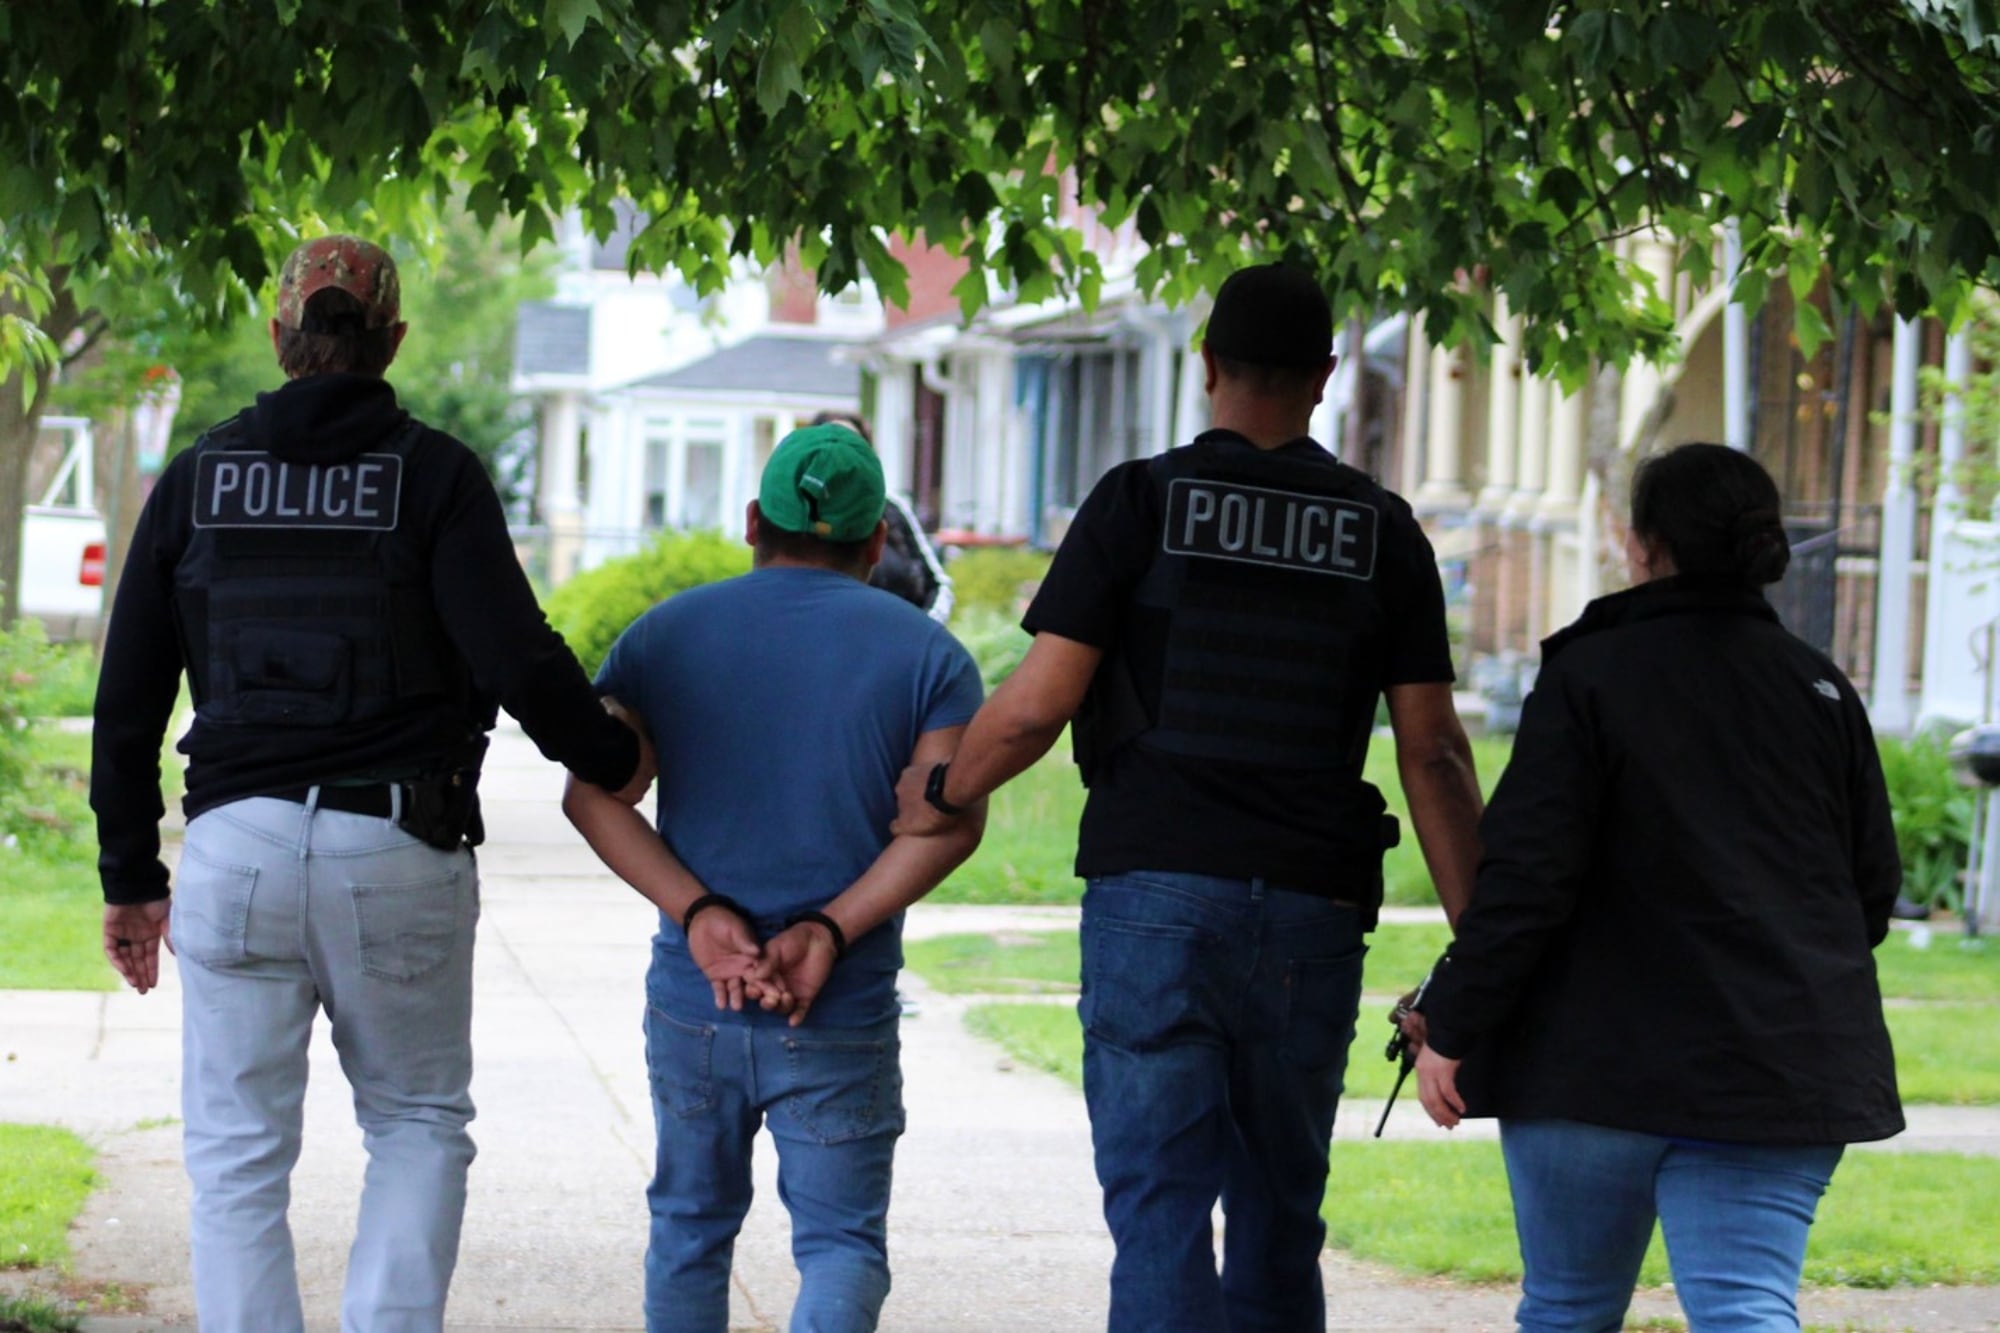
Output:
(765, 724), (987, 1023)
(562, 719), (771, 1011)
(892, 633), (1101, 836)
(1386, 681), (1483, 928)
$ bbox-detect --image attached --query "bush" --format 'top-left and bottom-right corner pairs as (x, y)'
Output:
(952, 606), (1032, 688)
(1879, 732), (1974, 912)
(946, 546), (1052, 622)
(542, 531), (751, 678)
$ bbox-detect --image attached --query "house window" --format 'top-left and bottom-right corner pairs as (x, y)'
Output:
(681, 440), (724, 530)
(752, 416), (779, 479)
(643, 431), (671, 529)
(1046, 346), (1143, 512)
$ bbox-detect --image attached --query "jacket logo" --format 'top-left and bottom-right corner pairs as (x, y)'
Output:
(193, 452), (403, 530)
(1814, 678), (1840, 700)
(1163, 478), (1378, 579)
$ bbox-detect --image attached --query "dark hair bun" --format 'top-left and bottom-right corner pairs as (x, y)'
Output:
(1730, 512), (1791, 585)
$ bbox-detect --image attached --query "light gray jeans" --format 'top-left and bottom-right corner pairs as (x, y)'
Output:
(174, 794), (479, 1333)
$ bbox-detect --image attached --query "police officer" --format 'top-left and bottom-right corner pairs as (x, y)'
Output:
(893, 263), (1485, 1332)
(90, 235), (653, 1333)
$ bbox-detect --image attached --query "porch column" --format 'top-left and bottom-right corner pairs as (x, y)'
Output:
(1509, 372), (1549, 521)
(1416, 337), (1470, 510)
(1920, 331), (1973, 724)
(1399, 321), (1431, 499)
(1871, 316), (1920, 732)
(1538, 386), (1585, 523)
(1478, 300), (1521, 513)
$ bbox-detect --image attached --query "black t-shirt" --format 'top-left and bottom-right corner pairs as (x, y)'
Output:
(1023, 434), (1453, 897)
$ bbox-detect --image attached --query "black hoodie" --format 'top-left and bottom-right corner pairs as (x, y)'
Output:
(92, 374), (639, 904)
(1418, 576), (1904, 1145)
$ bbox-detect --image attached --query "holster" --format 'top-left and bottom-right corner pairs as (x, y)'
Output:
(397, 736), (489, 851)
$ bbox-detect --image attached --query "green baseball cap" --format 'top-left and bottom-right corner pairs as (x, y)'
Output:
(758, 423), (886, 542)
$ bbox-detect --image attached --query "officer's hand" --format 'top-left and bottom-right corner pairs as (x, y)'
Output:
(889, 761), (953, 838)
(749, 923), (837, 1028)
(103, 900), (172, 995)
(686, 909), (766, 1013)
(1415, 1043), (1465, 1130)
(602, 697), (657, 805)
(1394, 988), (1428, 1053)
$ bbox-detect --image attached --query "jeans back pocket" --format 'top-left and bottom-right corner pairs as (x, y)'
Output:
(782, 1035), (904, 1145)
(351, 870), (469, 983)
(170, 847), (259, 968)
(646, 1007), (716, 1117)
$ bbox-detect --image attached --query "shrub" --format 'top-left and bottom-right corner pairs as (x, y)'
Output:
(946, 546), (1052, 622)
(951, 606), (1033, 688)
(1879, 732), (1974, 912)
(543, 531), (750, 677)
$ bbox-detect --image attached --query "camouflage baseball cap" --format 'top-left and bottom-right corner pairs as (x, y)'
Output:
(276, 235), (401, 330)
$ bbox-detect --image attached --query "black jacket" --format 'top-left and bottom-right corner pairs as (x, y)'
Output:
(92, 374), (640, 905)
(1419, 576), (1904, 1145)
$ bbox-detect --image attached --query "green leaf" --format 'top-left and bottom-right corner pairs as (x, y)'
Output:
(547, 0), (599, 49)
(1794, 299), (1833, 360)
(1538, 167), (1586, 217)
(756, 46), (806, 115)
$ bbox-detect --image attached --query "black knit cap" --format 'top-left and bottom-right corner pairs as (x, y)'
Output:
(1205, 263), (1334, 369)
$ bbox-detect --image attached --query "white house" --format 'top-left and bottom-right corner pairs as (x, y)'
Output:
(512, 208), (886, 580)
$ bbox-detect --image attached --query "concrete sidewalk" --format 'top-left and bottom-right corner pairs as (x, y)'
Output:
(4, 721), (1999, 1330)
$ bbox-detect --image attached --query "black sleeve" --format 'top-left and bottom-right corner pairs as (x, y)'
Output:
(1843, 687), (1902, 946)
(90, 459), (193, 904)
(1377, 496), (1455, 686)
(1021, 461), (1159, 648)
(1418, 662), (1601, 1057)
(425, 444), (639, 790)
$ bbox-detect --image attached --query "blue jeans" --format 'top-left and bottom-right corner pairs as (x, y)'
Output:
(643, 1000), (904, 1333)
(1080, 872), (1367, 1333)
(1501, 1119), (1845, 1333)
(174, 796), (479, 1333)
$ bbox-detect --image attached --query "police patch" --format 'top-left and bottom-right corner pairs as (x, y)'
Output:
(193, 452), (402, 530)
(1163, 478), (1378, 579)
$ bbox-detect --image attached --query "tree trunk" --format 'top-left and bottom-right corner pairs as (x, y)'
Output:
(0, 379), (34, 629)
(0, 272), (91, 629)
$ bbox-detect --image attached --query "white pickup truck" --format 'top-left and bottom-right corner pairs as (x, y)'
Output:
(20, 415), (108, 640)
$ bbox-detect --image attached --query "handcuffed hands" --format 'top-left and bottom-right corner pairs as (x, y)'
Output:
(747, 921), (839, 1028)
(686, 907), (769, 1013)
(686, 909), (839, 1026)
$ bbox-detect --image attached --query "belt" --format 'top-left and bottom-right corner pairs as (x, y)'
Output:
(272, 783), (403, 819)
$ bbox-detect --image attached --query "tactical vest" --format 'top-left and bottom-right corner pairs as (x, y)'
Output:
(1078, 434), (1391, 778)
(171, 417), (476, 764)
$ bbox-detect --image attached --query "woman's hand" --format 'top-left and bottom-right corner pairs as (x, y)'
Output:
(1415, 1043), (1466, 1129)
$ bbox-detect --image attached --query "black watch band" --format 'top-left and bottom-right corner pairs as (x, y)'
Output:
(784, 909), (849, 961)
(924, 761), (969, 817)
(682, 893), (755, 935)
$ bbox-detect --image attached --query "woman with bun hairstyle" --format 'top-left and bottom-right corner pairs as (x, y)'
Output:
(1412, 443), (1903, 1332)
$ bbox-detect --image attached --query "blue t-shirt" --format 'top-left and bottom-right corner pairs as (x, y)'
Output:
(595, 565), (984, 1027)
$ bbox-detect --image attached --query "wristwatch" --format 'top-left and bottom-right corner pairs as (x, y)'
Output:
(924, 761), (969, 817)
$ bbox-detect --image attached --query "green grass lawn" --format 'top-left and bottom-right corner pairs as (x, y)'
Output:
(1884, 1004), (2000, 1104)
(0, 1124), (96, 1270)
(929, 739), (1084, 904)
(952, 1001), (2000, 1289)
(1322, 1141), (2000, 1289)
(0, 726), (111, 992)
(1871, 929), (2000, 1000)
